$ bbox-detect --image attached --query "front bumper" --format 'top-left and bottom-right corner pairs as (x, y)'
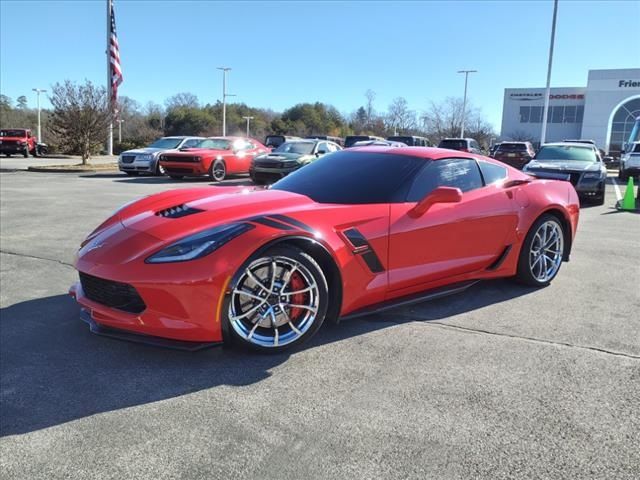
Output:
(621, 165), (640, 176)
(0, 143), (27, 154)
(575, 178), (605, 196)
(119, 158), (156, 174)
(161, 161), (208, 176)
(78, 307), (221, 350)
(250, 164), (301, 180)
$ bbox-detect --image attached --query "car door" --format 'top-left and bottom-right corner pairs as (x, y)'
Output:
(231, 139), (255, 173)
(387, 157), (517, 295)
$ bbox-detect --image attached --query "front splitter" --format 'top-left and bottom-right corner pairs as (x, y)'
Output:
(80, 308), (222, 352)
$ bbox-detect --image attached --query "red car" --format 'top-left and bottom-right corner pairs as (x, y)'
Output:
(70, 147), (579, 352)
(0, 128), (38, 157)
(159, 136), (268, 181)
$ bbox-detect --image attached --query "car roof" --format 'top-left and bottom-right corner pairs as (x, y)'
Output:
(348, 146), (485, 160)
(541, 142), (593, 148)
(164, 136), (203, 139)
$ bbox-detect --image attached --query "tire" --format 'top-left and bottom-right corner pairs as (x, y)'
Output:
(125, 171), (139, 176)
(155, 161), (166, 176)
(250, 173), (265, 185)
(514, 213), (565, 287)
(4, 154), (10, 158)
(619, 169), (628, 181)
(209, 159), (226, 182)
(223, 245), (329, 353)
(23, 148), (29, 158)
(169, 175), (184, 180)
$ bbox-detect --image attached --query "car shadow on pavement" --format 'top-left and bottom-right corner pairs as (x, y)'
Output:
(0, 280), (533, 437)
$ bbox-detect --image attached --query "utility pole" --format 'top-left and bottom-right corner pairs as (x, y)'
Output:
(32, 88), (47, 142)
(540, 0), (559, 146)
(243, 116), (254, 137)
(217, 67), (235, 136)
(457, 70), (477, 138)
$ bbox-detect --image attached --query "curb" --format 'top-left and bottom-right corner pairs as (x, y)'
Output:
(26, 166), (118, 174)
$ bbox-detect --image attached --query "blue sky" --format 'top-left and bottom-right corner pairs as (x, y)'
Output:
(1, 0), (639, 129)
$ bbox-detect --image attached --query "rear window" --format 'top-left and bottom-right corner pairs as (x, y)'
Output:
(633, 143), (640, 153)
(479, 161), (508, 184)
(388, 136), (414, 145)
(265, 136), (285, 148)
(438, 139), (466, 150)
(497, 143), (527, 152)
(272, 151), (425, 204)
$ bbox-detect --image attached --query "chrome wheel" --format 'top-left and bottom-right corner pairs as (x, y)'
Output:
(212, 161), (226, 181)
(529, 220), (564, 283)
(156, 162), (166, 176)
(228, 256), (320, 348)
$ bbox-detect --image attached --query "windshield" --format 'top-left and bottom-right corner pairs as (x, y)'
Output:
(497, 143), (527, 152)
(265, 136), (284, 147)
(534, 145), (597, 162)
(148, 138), (183, 149)
(0, 129), (26, 137)
(272, 150), (425, 204)
(195, 138), (231, 150)
(438, 139), (466, 150)
(632, 143), (640, 153)
(274, 142), (315, 155)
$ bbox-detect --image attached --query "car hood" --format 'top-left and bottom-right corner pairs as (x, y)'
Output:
(121, 147), (167, 155)
(526, 160), (600, 172)
(255, 152), (312, 163)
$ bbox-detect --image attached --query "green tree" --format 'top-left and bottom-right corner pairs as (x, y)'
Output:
(164, 107), (214, 136)
(16, 95), (28, 109)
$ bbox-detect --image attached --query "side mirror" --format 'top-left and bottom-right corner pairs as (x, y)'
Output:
(409, 186), (462, 218)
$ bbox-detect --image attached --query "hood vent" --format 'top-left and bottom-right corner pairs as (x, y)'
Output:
(155, 204), (203, 219)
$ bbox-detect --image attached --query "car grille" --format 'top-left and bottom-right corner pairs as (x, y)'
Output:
(121, 155), (135, 164)
(532, 169), (582, 186)
(164, 167), (193, 174)
(162, 155), (198, 163)
(79, 272), (146, 314)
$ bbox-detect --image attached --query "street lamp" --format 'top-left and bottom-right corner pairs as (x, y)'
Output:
(242, 116), (254, 137)
(457, 70), (477, 138)
(540, 0), (559, 145)
(32, 88), (47, 142)
(217, 67), (236, 136)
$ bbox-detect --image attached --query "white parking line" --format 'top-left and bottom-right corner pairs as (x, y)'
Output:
(611, 177), (622, 202)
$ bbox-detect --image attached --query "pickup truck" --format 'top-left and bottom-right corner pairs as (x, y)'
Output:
(0, 128), (41, 157)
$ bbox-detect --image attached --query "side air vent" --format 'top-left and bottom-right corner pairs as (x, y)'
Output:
(155, 204), (203, 219)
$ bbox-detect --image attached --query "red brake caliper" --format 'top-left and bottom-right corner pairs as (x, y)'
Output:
(288, 272), (306, 321)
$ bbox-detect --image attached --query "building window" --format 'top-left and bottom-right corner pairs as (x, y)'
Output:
(563, 106), (576, 123)
(608, 97), (640, 153)
(576, 105), (584, 123)
(530, 106), (542, 123)
(519, 106), (530, 123)
(551, 106), (563, 123)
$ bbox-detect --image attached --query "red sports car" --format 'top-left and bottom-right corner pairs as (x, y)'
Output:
(159, 136), (268, 181)
(70, 147), (579, 352)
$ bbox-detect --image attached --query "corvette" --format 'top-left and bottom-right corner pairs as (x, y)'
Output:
(70, 147), (579, 352)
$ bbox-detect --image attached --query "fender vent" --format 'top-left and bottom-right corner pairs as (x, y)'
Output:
(155, 204), (203, 219)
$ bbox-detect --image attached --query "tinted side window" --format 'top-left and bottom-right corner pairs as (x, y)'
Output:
(407, 158), (484, 201)
(478, 161), (507, 184)
(183, 139), (200, 148)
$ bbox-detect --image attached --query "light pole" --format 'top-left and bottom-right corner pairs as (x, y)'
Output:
(32, 88), (47, 142)
(242, 116), (254, 137)
(117, 118), (124, 142)
(217, 67), (236, 136)
(540, 0), (559, 146)
(457, 70), (477, 138)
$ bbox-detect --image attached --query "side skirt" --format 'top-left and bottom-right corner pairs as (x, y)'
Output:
(339, 280), (479, 321)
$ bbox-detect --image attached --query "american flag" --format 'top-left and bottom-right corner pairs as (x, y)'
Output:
(109, 0), (123, 111)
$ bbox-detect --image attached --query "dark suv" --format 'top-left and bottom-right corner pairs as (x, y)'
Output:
(492, 142), (535, 169)
(438, 138), (483, 154)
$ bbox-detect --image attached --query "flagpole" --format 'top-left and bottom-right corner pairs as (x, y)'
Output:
(106, 0), (113, 156)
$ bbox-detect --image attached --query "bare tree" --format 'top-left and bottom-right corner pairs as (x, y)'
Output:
(422, 97), (496, 147)
(505, 129), (535, 142)
(49, 80), (111, 164)
(365, 89), (376, 129)
(165, 92), (199, 111)
(386, 97), (417, 134)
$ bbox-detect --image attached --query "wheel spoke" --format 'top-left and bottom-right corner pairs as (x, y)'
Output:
(230, 301), (264, 321)
(285, 303), (318, 313)
(247, 269), (269, 293)
(283, 285), (315, 296)
(234, 288), (262, 301)
(281, 265), (298, 291)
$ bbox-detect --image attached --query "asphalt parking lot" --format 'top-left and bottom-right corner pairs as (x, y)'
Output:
(1, 170), (639, 479)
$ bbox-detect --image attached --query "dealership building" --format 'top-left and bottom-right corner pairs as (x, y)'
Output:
(500, 68), (640, 153)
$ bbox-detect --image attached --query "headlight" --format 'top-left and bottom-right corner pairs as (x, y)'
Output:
(146, 223), (254, 264)
(582, 172), (603, 180)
